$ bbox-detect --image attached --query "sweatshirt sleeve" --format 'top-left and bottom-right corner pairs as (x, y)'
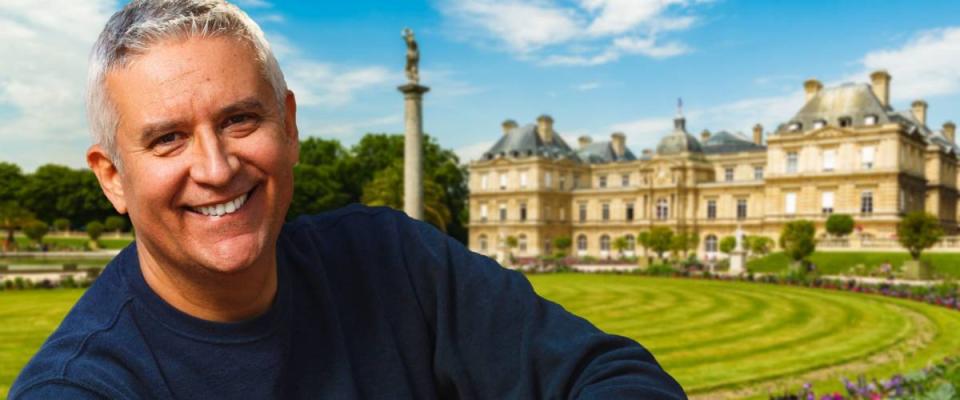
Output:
(397, 214), (687, 400)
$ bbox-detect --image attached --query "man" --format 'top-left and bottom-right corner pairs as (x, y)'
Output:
(11, 1), (686, 398)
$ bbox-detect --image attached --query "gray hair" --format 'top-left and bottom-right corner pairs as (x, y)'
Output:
(87, 0), (287, 169)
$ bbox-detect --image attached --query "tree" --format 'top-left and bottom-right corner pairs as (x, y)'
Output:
(53, 218), (71, 233)
(86, 221), (105, 243)
(504, 235), (518, 262)
(23, 220), (49, 246)
(637, 231), (651, 260)
(361, 160), (451, 231)
(0, 201), (34, 251)
(104, 216), (127, 235)
(288, 164), (350, 219)
(647, 227), (673, 261)
(553, 236), (572, 258)
(719, 236), (737, 255)
(0, 162), (25, 203)
(780, 220), (817, 263)
(669, 234), (687, 259)
(897, 211), (943, 260)
(613, 236), (628, 258)
(19, 164), (115, 225)
(686, 233), (700, 257)
(826, 214), (855, 237)
(748, 236), (773, 257)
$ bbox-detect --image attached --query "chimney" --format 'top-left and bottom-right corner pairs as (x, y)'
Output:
(673, 116), (686, 132)
(578, 135), (592, 149)
(911, 100), (928, 126)
(752, 124), (763, 145)
(700, 129), (711, 141)
(536, 114), (554, 144)
(870, 70), (891, 108)
(803, 79), (823, 102)
(642, 149), (653, 157)
(501, 119), (517, 135)
(611, 132), (626, 158)
(944, 121), (956, 144)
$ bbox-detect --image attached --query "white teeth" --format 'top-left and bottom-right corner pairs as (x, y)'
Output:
(192, 192), (249, 217)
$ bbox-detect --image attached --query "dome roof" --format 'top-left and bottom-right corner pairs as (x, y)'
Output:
(656, 117), (703, 155)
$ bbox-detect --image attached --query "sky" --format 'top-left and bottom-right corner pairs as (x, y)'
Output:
(2, 0), (960, 171)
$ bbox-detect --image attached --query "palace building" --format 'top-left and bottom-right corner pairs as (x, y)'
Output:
(466, 71), (960, 261)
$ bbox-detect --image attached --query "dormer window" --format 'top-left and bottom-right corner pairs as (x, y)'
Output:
(864, 115), (878, 126)
(789, 122), (802, 132)
(838, 117), (853, 128)
(813, 119), (826, 130)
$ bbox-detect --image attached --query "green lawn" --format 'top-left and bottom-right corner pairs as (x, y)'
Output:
(528, 274), (960, 399)
(0, 289), (84, 398)
(12, 235), (133, 251)
(4, 277), (960, 399)
(747, 251), (960, 278)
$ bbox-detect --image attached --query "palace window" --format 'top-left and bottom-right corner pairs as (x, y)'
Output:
(626, 203), (635, 221)
(785, 192), (797, 215)
(480, 204), (488, 222)
(737, 198), (748, 220)
(519, 171), (528, 188)
(479, 235), (488, 252)
(518, 234), (527, 252)
(725, 167), (734, 182)
(599, 175), (607, 188)
(861, 146), (875, 170)
(499, 204), (507, 221)
(519, 203), (527, 221)
(626, 235), (636, 251)
(600, 235), (611, 252)
(480, 174), (488, 190)
(813, 119), (826, 130)
(559, 175), (566, 190)
(579, 204), (587, 222)
(821, 191), (834, 214)
(705, 235), (718, 253)
(839, 116), (853, 128)
(577, 235), (587, 251)
(499, 173), (507, 190)
(656, 198), (669, 220)
(861, 191), (874, 214)
(754, 166), (764, 180)
(544, 171), (552, 188)
(822, 149), (836, 172)
(602, 203), (610, 221)
(865, 115), (878, 126)
(707, 200), (717, 219)
(621, 174), (629, 187)
(789, 122), (802, 132)
(787, 152), (799, 173)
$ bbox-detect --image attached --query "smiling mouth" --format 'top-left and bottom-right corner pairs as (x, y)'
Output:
(189, 187), (254, 217)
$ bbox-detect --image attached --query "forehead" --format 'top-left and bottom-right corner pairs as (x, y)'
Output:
(105, 36), (271, 128)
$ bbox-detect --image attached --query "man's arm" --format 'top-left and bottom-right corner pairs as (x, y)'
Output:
(397, 215), (687, 399)
(10, 379), (107, 400)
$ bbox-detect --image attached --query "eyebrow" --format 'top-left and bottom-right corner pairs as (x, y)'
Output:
(137, 97), (268, 145)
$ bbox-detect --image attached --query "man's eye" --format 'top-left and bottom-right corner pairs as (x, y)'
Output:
(223, 114), (258, 128)
(154, 132), (182, 146)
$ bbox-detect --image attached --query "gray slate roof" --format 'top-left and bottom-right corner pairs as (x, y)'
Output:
(778, 82), (956, 154)
(481, 124), (579, 161)
(576, 141), (637, 164)
(702, 131), (765, 154)
(656, 117), (703, 155)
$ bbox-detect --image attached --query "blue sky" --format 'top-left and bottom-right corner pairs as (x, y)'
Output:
(2, 0), (960, 171)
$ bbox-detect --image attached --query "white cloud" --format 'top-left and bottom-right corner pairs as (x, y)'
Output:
(422, 68), (484, 100)
(438, 0), (702, 66)
(847, 27), (960, 102)
(286, 62), (394, 107)
(256, 13), (285, 23)
(0, 0), (116, 170)
(574, 81), (602, 91)
(301, 114), (402, 138)
(455, 140), (498, 164)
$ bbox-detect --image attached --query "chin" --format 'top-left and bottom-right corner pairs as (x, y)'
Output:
(195, 236), (268, 275)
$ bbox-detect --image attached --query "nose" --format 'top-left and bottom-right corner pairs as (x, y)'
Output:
(189, 128), (240, 187)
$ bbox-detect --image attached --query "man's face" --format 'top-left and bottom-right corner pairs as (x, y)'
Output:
(97, 36), (298, 275)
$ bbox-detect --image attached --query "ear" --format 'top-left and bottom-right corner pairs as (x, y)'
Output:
(283, 90), (300, 163)
(87, 144), (128, 214)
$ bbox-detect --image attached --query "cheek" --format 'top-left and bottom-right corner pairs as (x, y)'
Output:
(122, 160), (188, 213)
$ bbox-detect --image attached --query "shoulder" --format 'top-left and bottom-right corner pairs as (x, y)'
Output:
(10, 249), (140, 399)
(284, 203), (409, 234)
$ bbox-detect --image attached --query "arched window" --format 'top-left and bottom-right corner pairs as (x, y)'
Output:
(479, 235), (488, 252)
(577, 235), (587, 251)
(625, 234), (636, 251)
(705, 235), (718, 253)
(543, 237), (552, 254)
(518, 234), (528, 252)
(600, 235), (611, 251)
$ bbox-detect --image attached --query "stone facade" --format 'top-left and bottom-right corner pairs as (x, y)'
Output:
(467, 71), (960, 261)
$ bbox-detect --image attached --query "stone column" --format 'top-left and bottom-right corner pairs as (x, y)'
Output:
(398, 83), (430, 220)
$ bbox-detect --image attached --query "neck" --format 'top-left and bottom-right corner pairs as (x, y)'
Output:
(137, 242), (278, 323)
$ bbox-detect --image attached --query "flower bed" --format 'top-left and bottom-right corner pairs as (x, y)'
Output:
(770, 356), (959, 399)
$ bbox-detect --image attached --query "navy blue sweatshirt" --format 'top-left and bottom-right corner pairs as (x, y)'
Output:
(11, 205), (685, 399)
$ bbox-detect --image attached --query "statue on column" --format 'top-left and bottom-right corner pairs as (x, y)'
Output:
(402, 28), (419, 84)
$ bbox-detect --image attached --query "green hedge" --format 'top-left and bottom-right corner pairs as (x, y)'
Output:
(747, 251), (960, 278)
